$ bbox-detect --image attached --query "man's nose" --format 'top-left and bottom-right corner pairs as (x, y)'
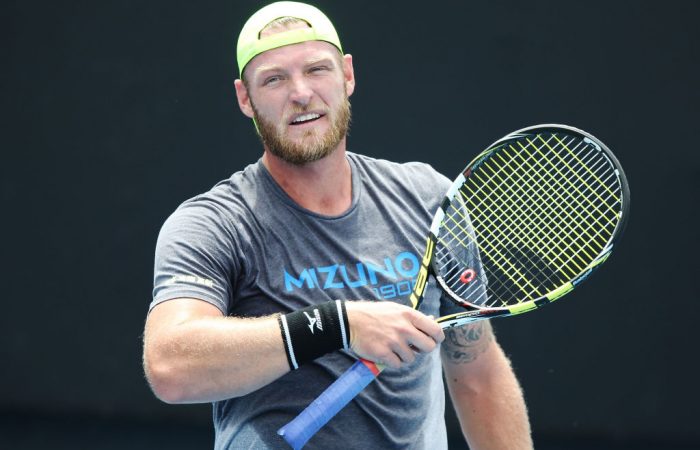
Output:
(288, 76), (313, 106)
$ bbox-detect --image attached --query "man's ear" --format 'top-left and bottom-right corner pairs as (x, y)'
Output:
(234, 79), (255, 119)
(343, 54), (356, 97)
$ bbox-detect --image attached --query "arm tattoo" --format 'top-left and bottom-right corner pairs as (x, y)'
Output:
(441, 321), (493, 364)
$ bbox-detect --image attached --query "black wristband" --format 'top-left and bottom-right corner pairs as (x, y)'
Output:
(278, 300), (350, 370)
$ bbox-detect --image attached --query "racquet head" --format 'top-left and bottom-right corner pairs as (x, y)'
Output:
(412, 124), (629, 327)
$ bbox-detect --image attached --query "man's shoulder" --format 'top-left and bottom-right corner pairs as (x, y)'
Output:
(348, 152), (450, 192)
(348, 151), (433, 171)
(161, 160), (265, 231)
(180, 160), (262, 207)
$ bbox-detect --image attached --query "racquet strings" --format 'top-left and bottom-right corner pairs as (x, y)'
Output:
(434, 131), (624, 308)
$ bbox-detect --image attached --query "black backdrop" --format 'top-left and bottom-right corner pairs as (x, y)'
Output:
(3, 0), (699, 448)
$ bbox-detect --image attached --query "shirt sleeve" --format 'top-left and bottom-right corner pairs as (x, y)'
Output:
(150, 199), (241, 314)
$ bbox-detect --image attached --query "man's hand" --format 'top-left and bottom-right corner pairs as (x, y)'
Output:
(344, 301), (444, 368)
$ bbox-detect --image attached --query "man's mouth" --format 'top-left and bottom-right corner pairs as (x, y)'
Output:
(290, 113), (323, 125)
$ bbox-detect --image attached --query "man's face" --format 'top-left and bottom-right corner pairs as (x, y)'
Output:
(240, 39), (354, 165)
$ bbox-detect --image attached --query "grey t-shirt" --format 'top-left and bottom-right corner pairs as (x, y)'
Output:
(151, 152), (464, 449)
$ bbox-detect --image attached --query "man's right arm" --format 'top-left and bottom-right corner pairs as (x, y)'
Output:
(143, 298), (290, 403)
(142, 298), (444, 404)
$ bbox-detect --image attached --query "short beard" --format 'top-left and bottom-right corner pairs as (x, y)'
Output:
(252, 96), (352, 166)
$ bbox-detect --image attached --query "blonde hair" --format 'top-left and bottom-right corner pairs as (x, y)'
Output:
(259, 17), (311, 38)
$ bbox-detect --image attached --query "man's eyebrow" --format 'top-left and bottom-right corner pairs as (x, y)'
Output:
(304, 57), (335, 67)
(254, 64), (284, 75)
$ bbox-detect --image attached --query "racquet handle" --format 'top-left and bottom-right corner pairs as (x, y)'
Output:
(277, 358), (382, 449)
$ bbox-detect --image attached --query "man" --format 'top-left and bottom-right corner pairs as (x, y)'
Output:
(143, 2), (532, 449)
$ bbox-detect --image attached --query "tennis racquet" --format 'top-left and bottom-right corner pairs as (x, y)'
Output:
(277, 124), (630, 449)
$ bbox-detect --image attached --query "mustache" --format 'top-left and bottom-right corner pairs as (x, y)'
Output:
(284, 105), (326, 120)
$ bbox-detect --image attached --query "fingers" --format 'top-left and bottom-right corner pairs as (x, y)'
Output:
(344, 301), (444, 369)
(379, 333), (434, 368)
(405, 328), (440, 354)
(409, 312), (445, 346)
(377, 352), (403, 369)
(411, 312), (445, 346)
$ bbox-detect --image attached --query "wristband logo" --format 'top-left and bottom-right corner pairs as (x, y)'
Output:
(303, 309), (323, 334)
(283, 251), (420, 300)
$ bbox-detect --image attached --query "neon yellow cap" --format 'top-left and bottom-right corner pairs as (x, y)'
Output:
(236, 1), (343, 76)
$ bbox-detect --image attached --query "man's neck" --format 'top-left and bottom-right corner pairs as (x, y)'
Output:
(261, 144), (353, 216)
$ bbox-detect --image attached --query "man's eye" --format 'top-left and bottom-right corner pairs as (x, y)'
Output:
(263, 76), (282, 85)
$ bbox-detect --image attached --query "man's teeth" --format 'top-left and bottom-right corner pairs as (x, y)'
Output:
(292, 113), (321, 124)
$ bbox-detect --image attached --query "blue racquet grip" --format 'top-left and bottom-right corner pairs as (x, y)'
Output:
(277, 359), (379, 449)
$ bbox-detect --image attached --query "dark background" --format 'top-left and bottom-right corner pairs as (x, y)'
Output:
(2, 0), (699, 448)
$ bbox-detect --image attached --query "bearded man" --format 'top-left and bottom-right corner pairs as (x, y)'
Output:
(143, 3), (532, 449)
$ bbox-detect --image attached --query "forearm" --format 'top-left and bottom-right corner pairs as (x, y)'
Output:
(143, 302), (289, 403)
(443, 322), (532, 450)
(447, 349), (532, 450)
(143, 298), (445, 404)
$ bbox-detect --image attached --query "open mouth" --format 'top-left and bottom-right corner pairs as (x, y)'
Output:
(290, 113), (324, 126)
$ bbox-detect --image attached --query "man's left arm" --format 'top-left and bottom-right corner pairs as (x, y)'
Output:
(441, 321), (533, 450)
